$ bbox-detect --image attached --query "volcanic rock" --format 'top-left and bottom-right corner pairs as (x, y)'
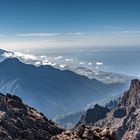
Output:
(0, 93), (63, 140)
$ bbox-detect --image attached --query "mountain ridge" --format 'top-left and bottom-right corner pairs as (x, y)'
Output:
(0, 57), (127, 118)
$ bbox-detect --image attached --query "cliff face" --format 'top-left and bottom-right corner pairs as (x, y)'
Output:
(95, 79), (140, 140)
(0, 93), (63, 140)
(121, 79), (140, 108)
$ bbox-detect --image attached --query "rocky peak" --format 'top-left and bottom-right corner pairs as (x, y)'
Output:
(0, 93), (63, 140)
(78, 104), (110, 125)
(121, 79), (140, 108)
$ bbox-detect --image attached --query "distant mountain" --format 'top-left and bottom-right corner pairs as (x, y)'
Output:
(1, 49), (134, 84)
(0, 49), (8, 54)
(0, 58), (127, 118)
(69, 66), (134, 84)
(0, 93), (63, 140)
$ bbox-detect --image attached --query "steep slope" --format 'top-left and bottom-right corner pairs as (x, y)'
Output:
(0, 58), (127, 118)
(0, 93), (63, 140)
(94, 79), (140, 140)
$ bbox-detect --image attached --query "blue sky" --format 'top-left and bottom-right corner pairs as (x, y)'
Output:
(0, 0), (140, 50)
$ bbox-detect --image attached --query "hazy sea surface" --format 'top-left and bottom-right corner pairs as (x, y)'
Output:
(21, 46), (140, 76)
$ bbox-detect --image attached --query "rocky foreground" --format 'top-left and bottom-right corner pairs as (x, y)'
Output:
(0, 93), (63, 140)
(0, 79), (140, 140)
(51, 124), (116, 140)
(0, 93), (114, 140)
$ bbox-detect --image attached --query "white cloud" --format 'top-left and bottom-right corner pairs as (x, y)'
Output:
(42, 61), (52, 65)
(1, 29), (140, 51)
(65, 58), (73, 62)
(96, 62), (103, 65)
(65, 59), (70, 62)
(16, 33), (60, 37)
(54, 56), (63, 60)
(3, 52), (38, 61)
(59, 64), (65, 68)
(35, 61), (41, 65)
(3, 51), (57, 67)
(88, 62), (92, 65)
(111, 30), (140, 35)
(79, 62), (84, 65)
(67, 32), (86, 36)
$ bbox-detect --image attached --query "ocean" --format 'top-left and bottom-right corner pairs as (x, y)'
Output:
(21, 46), (140, 77)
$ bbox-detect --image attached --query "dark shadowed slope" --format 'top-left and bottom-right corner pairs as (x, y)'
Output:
(0, 58), (127, 118)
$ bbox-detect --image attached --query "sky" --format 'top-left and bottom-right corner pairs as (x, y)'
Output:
(0, 0), (140, 50)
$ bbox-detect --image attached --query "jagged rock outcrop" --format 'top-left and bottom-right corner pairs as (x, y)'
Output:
(51, 124), (116, 140)
(120, 79), (140, 108)
(0, 93), (63, 140)
(106, 97), (121, 110)
(78, 104), (110, 125)
(95, 79), (140, 140)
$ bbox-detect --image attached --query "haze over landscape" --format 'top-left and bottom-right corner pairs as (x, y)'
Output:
(0, 0), (140, 140)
